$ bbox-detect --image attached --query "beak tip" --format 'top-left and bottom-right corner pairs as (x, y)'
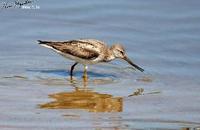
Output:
(140, 68), (144, 72)
(124, 57), (144, 72)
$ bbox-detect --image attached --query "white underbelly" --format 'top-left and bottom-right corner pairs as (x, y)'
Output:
(60, 52), (99, 65)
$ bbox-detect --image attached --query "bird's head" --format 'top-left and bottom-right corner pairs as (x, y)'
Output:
(110, 44), (126, 59)
(110, 44), (144, 72)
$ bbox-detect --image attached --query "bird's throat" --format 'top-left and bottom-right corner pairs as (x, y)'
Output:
(103, 49), (115, 62)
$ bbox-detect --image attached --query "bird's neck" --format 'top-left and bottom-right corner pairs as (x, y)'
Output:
(103, 49), (115, 62)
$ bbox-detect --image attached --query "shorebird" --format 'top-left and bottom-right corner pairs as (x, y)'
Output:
(38, 39), (144, 78)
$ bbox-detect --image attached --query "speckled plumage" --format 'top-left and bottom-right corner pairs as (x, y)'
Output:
(38, 38), (144, 78)
(38, 39), (113, 65)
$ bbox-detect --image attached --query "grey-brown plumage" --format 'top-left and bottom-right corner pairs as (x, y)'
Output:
(38, 39), (144, 78)
(38, 40), (100, 60)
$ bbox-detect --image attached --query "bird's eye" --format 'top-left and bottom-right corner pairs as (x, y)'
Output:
(120, 51), (124, 55)
(116, 49), (124, 55)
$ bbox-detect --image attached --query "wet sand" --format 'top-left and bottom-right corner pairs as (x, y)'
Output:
(0, 68), (200, 129)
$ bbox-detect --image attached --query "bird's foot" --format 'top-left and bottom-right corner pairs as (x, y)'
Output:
(82, 74), (88, 80)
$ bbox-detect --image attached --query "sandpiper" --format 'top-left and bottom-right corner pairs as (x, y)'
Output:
(38, 39), (144, 78)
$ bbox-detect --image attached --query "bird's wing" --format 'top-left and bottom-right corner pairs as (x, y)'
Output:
(38, 40), (104, 60)
(77, 39), (106, 48)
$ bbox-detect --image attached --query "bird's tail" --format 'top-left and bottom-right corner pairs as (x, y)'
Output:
(37, 40), (51, 45)
(37, 40), (55, 49)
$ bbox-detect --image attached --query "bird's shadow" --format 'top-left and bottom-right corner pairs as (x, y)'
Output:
(27, 69), (117, 78)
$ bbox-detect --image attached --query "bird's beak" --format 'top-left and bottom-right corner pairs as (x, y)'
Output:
(123, 56), (144, 72)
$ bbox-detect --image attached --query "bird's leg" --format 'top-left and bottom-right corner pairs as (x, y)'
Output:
(70, 62), (78, 79)
(83, 65), (88, 80)
(83, 74), (88, 88)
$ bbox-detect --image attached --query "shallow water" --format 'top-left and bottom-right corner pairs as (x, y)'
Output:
(0, 0), (200, 129)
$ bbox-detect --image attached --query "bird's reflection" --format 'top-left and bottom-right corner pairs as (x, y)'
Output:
(39, 77), (123, 112)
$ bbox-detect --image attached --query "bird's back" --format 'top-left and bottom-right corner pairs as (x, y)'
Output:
(71, 39), (107, 52)
(38, 39), (108, 63)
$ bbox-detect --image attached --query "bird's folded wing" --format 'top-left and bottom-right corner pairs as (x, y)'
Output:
(40, 40), (100, 60)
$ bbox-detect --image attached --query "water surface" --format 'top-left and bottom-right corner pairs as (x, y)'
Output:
(0, 0), (200, 129)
